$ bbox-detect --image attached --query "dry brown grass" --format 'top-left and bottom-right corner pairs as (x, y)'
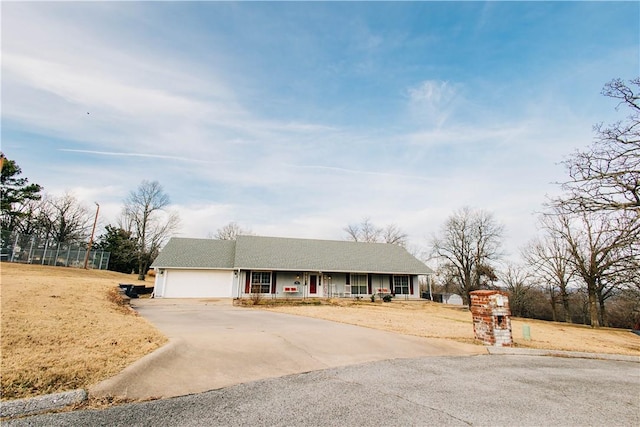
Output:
(261, 299), (640, 356)
(0, 263), (167, 400)
(2, 262), (636, 402)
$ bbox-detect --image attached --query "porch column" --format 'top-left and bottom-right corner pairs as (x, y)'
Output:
(271, 272), (277, 295)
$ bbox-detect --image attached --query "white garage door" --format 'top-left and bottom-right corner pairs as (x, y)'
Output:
(161, 270), (233, 298)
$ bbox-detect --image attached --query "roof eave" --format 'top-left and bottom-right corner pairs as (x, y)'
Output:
(233, 266), (432, 275)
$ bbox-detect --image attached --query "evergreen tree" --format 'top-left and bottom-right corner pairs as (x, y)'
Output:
(95, 225), (138, 273)
(0, 153), (43, 241)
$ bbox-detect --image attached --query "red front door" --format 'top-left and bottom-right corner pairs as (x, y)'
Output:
(310, 275), (317, 294)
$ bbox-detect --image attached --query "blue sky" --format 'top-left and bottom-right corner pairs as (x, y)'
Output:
(2, 1), (638, 260)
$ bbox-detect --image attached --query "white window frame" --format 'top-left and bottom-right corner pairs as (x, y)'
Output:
(393, 275), (409, 295)
(251, 271), (272, 294)
(350, 274), (368, 295)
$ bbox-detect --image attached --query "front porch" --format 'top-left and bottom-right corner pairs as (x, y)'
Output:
(238, 270), (418, 299)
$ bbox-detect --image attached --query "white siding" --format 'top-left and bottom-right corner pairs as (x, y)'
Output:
(158, 269), (234, 298)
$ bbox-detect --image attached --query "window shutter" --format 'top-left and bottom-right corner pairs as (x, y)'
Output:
(367, 274), (372, 294)
(271, 272), (277, 294)
(346, 274), (350, 285)
(245, 271), (251, 294)
(389, 275), (394, 293)
(409, 276), (414, 295)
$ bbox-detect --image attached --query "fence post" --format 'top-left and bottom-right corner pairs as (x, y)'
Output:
(54, 243), (61, 266)
(10, 234), (19, 262)
(41, 240), (48, 265)
(28, 237), (35, 263)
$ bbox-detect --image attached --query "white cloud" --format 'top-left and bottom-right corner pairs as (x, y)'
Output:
(409, 80), (455, 104)
(407, 80), (461, 127)
(58, 149), (231, 166)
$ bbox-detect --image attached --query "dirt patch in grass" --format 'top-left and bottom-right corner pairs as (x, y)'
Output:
(1, 263), (167, 400)
(260, 299), (640, 356)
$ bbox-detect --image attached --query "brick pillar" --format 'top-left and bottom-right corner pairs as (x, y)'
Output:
(470, 290), (513, 347)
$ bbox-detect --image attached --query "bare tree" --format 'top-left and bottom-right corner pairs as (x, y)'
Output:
(522, 234), (575, 323)
(432, 262), (459, 295)
(122, 180), (180, 280)
(39, 192), (92, 244)
(9, 198), (45, 236)
(605, 287), (640, 329)
(555, 78), (640, 214)
(211, 222), (253, 240)
(500, 263), (535, 318)
(381, 223), (408, 247)
(344, 218), (407, 246)
(344, 217), (382, 243)
(544, 207), (639, 327)
(431, 207), (504, 305)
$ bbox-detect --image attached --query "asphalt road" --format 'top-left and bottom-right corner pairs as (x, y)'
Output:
(8, 355), (639, 426)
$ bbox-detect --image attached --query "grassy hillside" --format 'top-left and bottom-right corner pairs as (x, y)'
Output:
(1, 263), (167, 400)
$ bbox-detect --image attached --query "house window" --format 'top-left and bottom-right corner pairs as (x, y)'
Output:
(350, 274), (368, 295)
(393, 275), (409, 294)
(251, 272), (271, 293)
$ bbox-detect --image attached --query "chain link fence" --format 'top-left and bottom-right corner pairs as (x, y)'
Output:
(1, 233), (110, 270)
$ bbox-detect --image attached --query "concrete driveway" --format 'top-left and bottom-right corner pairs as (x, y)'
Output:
(91, 299), (485, 400)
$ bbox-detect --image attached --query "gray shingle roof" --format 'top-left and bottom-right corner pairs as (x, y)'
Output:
(234, 235), (432, 274)
(152, 235), (433, 275)
(151, 237), (236, 269)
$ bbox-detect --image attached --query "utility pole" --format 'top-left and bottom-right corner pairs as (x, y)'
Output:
(83, 202), (100, 269)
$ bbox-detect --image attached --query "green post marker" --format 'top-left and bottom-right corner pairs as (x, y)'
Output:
(523, 324), (531, 341)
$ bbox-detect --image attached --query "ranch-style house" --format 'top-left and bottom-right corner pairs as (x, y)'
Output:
(151, 235), (433, 299)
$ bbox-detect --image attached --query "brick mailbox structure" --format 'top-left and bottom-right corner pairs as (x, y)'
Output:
(470, 290), (513, 347)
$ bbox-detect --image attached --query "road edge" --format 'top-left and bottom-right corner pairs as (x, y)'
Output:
(487, 346), (640, 362)
(0, 389), (87, 419)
